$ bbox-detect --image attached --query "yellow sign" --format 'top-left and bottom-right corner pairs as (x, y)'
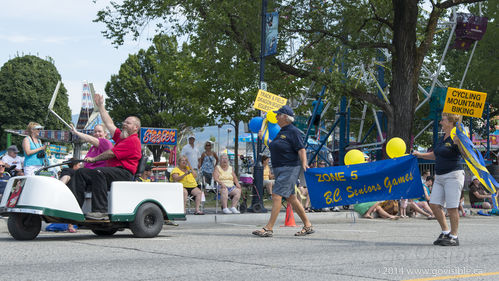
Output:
(253, 90), (287, 112)
(443, 87), (487, 118)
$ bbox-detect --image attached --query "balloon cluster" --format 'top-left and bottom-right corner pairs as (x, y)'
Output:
(249, 112), (281, 143)
(344, 137), (408, 165)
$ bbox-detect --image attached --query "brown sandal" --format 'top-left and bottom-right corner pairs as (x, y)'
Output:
(252, 227), (273, 237)
(295, 225), (314, 236)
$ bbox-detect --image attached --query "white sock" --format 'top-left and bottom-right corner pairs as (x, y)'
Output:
(449, 234), (458, 239)
(442, 230), (450, 235)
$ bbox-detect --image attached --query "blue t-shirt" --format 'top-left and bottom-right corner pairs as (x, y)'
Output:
(433, 136), (462, 175)
(0, 172), (11, 195)
(312, 100), (324, 116)
(269, 124), (305, 168)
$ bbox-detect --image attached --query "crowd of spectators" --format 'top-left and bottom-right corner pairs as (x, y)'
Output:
(0, 117), (495, 222)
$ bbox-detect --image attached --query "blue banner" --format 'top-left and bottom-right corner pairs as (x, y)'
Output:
(304, 155), (423, 208)
(264, 12), (278, 57)
(140, 127), (177, 146)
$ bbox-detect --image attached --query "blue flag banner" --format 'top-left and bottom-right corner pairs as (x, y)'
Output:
(455, 123), (499, 208)
(304, 155), (423, 208)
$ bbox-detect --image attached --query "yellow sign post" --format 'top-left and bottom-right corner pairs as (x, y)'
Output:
(253, 90), (287, 112)
(442, 87), (487, 118)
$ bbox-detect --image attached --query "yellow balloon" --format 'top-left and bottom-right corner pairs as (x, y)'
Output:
(266, 111), (277, 123)
(386, 137), (406, 159)
(344, 149), (366, 165)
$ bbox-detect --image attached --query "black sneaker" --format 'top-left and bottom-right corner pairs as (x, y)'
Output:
(433, 233), (449, 245)
(440, 235), (459, 246)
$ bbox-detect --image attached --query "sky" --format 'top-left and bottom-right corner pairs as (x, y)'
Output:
(0, 0), (151, 114)
(0, 0), (252, 152)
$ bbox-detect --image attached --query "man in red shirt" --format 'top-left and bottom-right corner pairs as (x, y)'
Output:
(71, 94), (142, 220)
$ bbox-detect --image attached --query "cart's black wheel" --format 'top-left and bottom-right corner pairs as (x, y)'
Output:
(7, 213), (41, 240)
(130, 203), (163, 238)
(91, 228), (119, 236)
(342, 205), (350, 210)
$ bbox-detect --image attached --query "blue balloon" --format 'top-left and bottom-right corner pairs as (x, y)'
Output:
(249, 117), (264, 133)
(268, 123), (281, 140)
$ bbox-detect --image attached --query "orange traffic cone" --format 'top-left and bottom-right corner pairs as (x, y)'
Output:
(281, 203), (297, 227)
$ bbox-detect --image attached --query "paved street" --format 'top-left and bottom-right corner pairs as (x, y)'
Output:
(1, 213), (499, 281)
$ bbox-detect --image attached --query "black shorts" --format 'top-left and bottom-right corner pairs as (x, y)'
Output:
(186, 187), (197, 196)
(312, 115), (321, 126)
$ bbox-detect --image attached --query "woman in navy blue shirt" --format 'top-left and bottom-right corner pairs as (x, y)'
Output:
(253, 105), (314, 237)
(413, 113), (464, 246)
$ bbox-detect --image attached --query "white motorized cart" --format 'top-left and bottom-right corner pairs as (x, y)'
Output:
(0, 173), (185, 240)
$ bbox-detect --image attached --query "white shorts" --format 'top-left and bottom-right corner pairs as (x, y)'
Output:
(429, 170), (464, 209)
(24, 165), (43, 176)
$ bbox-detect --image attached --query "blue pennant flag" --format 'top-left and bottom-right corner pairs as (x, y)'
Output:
(455, 123), (499, 208)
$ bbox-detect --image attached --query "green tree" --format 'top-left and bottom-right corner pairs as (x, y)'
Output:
(104, 34), (211, 161)
(95, 0), (487, 152)
(189, 23), (306, 173)
(0, 55), (71, 149)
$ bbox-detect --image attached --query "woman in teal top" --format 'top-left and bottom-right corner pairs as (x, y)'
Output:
(22, 122), (49, 176)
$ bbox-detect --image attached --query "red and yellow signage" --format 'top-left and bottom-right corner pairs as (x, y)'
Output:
(140, 128), (177, 145)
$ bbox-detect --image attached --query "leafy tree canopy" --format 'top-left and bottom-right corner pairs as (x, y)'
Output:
(0, 55), (71, 149)
(104, 34), (211, 160)
(96, 0), (487, 152)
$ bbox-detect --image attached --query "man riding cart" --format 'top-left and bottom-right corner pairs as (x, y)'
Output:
(0, 94), (185, 240)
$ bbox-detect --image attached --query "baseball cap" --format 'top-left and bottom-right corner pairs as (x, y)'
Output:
(273, 105), (294, 117)
(7, 145), (19, 153)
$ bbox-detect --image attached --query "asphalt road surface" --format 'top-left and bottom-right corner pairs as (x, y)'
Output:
(1, 215), (498, 281)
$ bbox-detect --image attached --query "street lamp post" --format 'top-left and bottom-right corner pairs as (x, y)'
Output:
(248, 0), (268, 213)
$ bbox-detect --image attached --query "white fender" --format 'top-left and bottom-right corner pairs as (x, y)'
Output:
(0, 176), (84, 221)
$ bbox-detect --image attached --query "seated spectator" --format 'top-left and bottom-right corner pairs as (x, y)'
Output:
(213, 154), (242, 214)
(0, 160), (11, 200)
(420, 170), (431, 184)
(137, 164), (154, 182)
(2, 145), (24, 176)
(171, 156), (205, 215)
(262, 155), (274, 197)
(469, 176), (498, 209)
(409, 176), (435, 219)
(354, 201), (399, 220)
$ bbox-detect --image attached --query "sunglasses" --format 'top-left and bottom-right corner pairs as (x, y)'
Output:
(0, 165), (5, 167)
